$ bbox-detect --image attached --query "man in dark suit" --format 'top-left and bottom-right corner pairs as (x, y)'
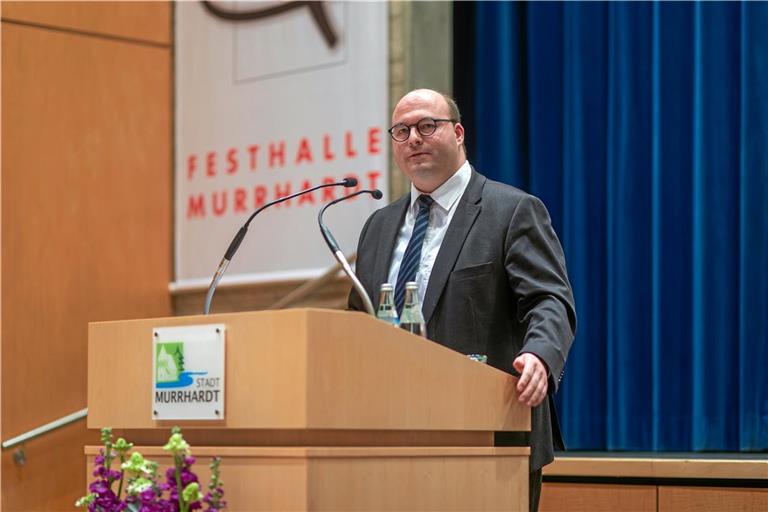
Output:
(348, 89), (576, 511)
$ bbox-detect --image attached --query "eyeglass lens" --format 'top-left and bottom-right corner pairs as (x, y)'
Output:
(390, 118), (439, 141)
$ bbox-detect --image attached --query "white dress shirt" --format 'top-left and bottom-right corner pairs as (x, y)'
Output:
(387, 160), (472, 306)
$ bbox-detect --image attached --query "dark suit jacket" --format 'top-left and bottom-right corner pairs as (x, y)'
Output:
(348, 168), (576, 471)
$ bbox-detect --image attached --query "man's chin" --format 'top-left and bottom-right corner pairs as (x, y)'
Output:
(405, 162), (434, 176)
(406, 168), (443, 193)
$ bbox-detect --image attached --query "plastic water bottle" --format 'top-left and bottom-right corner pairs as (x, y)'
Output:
(399, 281), (426, 337)
(376, 283), (399, 325)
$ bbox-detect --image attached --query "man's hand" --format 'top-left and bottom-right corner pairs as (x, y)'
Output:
(513, 353), (548, 407)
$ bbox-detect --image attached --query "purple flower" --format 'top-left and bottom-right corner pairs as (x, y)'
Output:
(80, 428), (225, 512)
(87, 484), (122, 512)
(181, 471), (198, 487)
(140, 488), (157, 501)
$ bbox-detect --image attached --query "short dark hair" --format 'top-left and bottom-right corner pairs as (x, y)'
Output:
(439, 92), (465, 155)
(441, 93), (462, 123)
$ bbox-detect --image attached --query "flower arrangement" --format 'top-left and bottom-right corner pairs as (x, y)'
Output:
(77, 427), (226, 512)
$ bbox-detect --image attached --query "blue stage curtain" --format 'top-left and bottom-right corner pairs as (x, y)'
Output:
(467, 1), (768, 452)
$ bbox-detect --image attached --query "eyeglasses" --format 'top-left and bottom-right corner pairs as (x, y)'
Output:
(388, 117), (457, 142)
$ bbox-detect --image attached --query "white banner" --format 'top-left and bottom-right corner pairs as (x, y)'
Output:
(174, 1), (389, 289)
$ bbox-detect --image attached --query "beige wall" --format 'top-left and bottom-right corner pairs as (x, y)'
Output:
(1, 2), (172, 509)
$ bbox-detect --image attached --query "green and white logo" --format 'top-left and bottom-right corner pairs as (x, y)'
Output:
(152, 324), (225, 420)
(156, 342), (184, 383)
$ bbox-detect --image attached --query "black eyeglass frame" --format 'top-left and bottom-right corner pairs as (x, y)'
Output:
(387, 117), (457, 142)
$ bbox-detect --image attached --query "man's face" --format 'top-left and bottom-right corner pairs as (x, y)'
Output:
(390, 90), (465, 193)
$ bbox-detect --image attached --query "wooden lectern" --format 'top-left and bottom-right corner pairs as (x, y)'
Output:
(87, 309), (530, 511)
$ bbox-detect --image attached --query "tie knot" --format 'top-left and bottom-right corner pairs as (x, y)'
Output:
(417, 194), (434, 211)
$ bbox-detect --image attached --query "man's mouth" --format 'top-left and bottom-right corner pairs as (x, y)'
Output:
(409, 152), (430, 159)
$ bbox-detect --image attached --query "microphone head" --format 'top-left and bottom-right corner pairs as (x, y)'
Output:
(342, 177), (358, 187)
(371, 189), (383, 200)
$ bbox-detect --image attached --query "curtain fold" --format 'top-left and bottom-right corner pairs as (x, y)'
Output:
(538, 2), (609, 449)
(651, 1), (694, 451)
(739, 1), (768, 451)
(465, 1), (768, 452)
(473, 1), (527, 190)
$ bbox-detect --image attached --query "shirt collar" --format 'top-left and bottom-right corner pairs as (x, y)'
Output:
(409, 160), (472, 212)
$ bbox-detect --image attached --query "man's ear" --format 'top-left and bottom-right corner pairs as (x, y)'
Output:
(454, 122), (465, 146)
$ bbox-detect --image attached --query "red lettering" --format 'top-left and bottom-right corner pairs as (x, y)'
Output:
(269, 141), (286, 168)
(323, 134), (335, 161)
(187, 194), (205, 218)
(206, 151), (216, 177)
(344, 174), (361, 196)
(187, 155), (197, 181)
(234, 188), (247, 213)
(322, 177), (337, 201)
(298, 179), (315, 205)
(248, 145), (260, 170)
(274, 182), (291, 206)
(253, 186), (267, 207)
(295, 138), (314, 164)
(368, 127), (381, 155)
(212, 191), (227, 216)
(367, 170), (382, 191)
(345, 131), (357, 158)
(226, 148), (238, 174)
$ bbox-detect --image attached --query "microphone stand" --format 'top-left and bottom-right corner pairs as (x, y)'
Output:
(203, 178), (357, 315)
(318, 189), (383, 316)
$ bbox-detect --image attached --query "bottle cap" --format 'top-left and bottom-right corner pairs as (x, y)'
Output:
(380, 283), (393, 291)
(405, 281), (418, 289)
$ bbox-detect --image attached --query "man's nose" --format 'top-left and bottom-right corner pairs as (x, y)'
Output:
(408, 125), (423, 144)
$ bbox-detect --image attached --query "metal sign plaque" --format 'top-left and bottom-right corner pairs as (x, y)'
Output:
(152, 324), (225, 420)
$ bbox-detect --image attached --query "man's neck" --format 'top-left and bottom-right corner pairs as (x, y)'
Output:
(413, 158), (468, 194)
(411, 160), (471, 203)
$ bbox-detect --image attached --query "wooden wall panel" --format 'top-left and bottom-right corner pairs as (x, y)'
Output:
(539, 483), (657, 512)
(1, 2), (172, 508)
(0, 48), (3, 505)
(2, 1), (171, 45)
(2, 422), (99, 511)
(1, 19), (172, 438)
(659, 486), (768, 512)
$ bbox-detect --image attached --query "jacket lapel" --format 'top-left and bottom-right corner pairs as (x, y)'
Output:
(369, 195), (410, 306)
(422, 170), (485, 324)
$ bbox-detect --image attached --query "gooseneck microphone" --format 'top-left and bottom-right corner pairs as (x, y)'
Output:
(318, 188), (384, 316)
(203, 177), (358, 315)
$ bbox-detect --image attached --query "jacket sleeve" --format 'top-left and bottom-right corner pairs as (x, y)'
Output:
(504, 195), (577, 393)
(347, 212), (376, 311)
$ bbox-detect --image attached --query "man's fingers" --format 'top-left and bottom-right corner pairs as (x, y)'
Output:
(517, 359), (548, 406)
(529, 382), (545, 407)
(514, 354), (551, 407)
(525, 376), (549, 407)
(519, 373), (538, 402)
(516, 358), (535, 392)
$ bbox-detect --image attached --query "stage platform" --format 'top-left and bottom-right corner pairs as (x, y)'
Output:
(541, 452), (768, 511)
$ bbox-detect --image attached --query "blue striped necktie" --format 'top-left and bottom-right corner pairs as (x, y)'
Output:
(395, 194), (434, 314)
